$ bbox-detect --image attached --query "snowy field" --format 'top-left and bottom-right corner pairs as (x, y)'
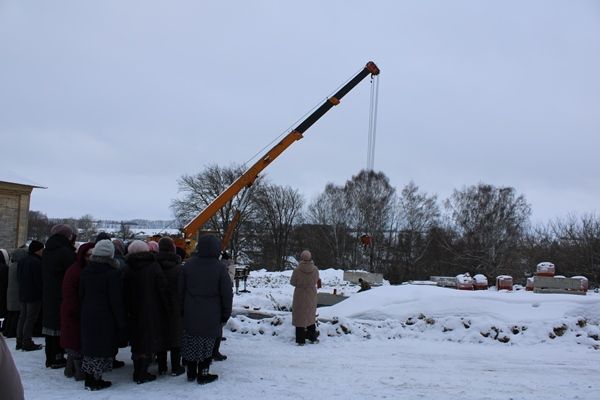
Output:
(7, 269), (600, 400)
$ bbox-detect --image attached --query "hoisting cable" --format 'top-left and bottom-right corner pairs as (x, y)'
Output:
(367, 74), (380, 171)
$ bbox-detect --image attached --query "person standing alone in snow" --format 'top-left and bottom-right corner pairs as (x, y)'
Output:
(290, 250), (320, 345)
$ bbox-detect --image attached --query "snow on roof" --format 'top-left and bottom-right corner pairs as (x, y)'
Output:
(0, 169), (46, 188)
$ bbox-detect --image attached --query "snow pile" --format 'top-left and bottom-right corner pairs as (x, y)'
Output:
(227, 270), (600, 349)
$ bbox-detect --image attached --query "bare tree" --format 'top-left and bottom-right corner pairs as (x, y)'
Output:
(389, 181), (440, 282)
(444, 183), (531, 277)
(307, 183), (351, 267)
(343, 170), (396, 272)
(252, 184), (305, 270)
(77, 214), (97, 242)
(170, 163), (264, 259)
(27, 210), (51, 242)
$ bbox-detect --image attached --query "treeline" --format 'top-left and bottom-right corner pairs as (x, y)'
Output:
(30, 164), (599, 287)
(171, 165), (600, 286)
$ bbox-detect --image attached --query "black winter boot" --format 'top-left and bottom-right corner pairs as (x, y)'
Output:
(156, 351), (168, 375)
(307, 324), (319, 344)
(16, 338), (22, 350)
(170, 348), (185, 376)
(186, 361), (198, 382)
(134, 357), (156, 384)
(84, 373), (111, 391)
(64, 354), (75, 378)
(295, 327), (306, 345)
(212, 337), (227, 361)
(196, 359), (218, 385)
(74, 358), (85, 381)
(21, 339), (43, 352)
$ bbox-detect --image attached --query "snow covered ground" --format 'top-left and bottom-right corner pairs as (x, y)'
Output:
(7, 269), (600, 399)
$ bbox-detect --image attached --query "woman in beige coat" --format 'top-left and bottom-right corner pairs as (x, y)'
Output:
(290, 250), (320, 345)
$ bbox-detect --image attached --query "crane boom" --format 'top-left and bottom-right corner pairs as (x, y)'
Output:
(182, 61), (380, 238)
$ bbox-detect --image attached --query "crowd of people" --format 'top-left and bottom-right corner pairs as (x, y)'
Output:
(1, 225), (324, 395)
(0, 225), (233, 392)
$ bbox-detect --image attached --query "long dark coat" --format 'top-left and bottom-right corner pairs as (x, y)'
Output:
(179, 235), (233, 338)
(42, 234), (76, 331)
(123, 251), (169, 355)
(156, 251), (183, 349)
(80, 256), (126, 358)
(17, 253), (43, 303)
(290, 260), (320, 327)
(60, 243), (94, 351)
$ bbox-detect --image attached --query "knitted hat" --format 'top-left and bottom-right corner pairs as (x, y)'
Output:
(300, 250), (312, 261)
(147, 241), (159, 253)
(50, 224), (74, 239)
(28, 240), (44, 254)
(92, 239), (115, 258)
(158, 237), (175, 253)
(128, 240), (149, 254)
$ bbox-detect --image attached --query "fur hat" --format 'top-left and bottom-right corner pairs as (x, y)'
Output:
(94, 232), (111, 243)
(300, 250), (312, 261)
(158, 237), (175, 253)
(128, 240), (149, 255)
(28, 240), (44, 254)
(50, 224), (74, 240)
(92, 239), (115, 258)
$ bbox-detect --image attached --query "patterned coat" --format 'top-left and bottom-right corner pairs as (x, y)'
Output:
(290, 260), (320, 327)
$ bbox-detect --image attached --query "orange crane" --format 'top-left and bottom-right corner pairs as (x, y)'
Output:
(182, 61), (380, 240)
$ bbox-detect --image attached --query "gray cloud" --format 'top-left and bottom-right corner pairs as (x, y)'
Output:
(1, 0), (599, 222)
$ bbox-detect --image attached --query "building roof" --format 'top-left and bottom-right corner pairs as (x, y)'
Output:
(0, 170), (46, 188)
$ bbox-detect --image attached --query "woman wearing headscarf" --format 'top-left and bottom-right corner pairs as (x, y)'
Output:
(123, 240), (169, 384)
(60, 242), (94, 381)
(80, 240), (126, 391)
(179, 234), (232, 384)
(290, 249), (321, 345)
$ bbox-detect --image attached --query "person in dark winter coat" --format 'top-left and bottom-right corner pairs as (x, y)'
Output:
(80, 240), (127, 391)
(123, 240), (169, 384)
(16, 241), (44, 352)
(155, 237), (185, 376)
(290, 250), (320, 345)
(179, 234), (233, 385)
(60, 242), (94, 381)
(357, 278), (372, 292)
(4, 247), (27, 339)
(111, 239), (127, 270)
(42, 224), (76, 368)
(0, 249), (10, 333)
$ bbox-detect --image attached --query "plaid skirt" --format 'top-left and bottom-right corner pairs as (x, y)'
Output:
(181, 333), (215, 362)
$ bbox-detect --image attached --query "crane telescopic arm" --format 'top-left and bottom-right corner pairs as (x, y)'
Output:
(182, 61), (380, 238)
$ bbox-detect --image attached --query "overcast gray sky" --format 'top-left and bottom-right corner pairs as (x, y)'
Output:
(1, 0), (599, 224)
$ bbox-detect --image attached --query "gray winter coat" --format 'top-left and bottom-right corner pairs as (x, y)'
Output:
(7, 248), (27, 311)
(290, 260), (320, 327)
(179, 235), (233, 338)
